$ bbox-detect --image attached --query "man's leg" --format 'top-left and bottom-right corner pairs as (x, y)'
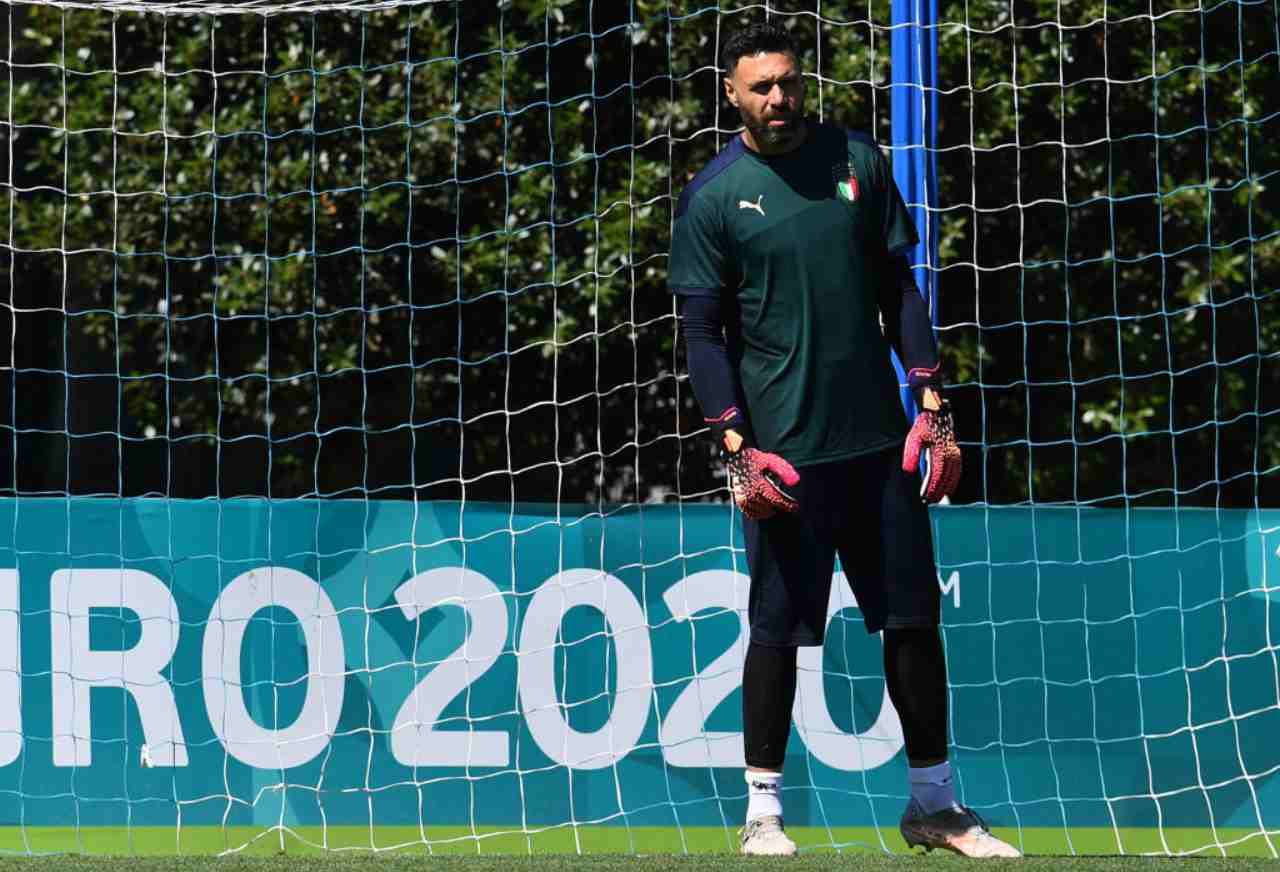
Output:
(738, 640), (800, 855)
(883, 627), (953, 805)
(738, 462), (843, 856)
(870, 454), (1020, 858)
(743, 640), (797, 811)
(889, 628), (1018, 857)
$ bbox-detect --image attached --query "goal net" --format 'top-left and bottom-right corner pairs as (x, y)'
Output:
(0, 0), (1277, 857)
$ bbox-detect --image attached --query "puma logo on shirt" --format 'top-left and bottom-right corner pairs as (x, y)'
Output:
(738, 195), (765, 216)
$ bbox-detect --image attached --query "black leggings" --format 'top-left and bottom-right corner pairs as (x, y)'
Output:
(742, 628), (948, 769)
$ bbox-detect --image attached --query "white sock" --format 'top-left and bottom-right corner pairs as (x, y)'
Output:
(745, 770), (783, 822)
(909, 760), (959, 815)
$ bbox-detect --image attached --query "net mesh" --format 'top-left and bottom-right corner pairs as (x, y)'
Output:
(0, 0), (1276, 858)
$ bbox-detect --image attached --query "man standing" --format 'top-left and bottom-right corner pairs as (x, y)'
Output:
(668, 22), (1020, 859)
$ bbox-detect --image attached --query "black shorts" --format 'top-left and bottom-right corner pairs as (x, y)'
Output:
(742, 446), (940, 646)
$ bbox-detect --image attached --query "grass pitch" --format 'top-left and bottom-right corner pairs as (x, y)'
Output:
(0, 826), (1273, 869)
(0, 853), (1271, 871)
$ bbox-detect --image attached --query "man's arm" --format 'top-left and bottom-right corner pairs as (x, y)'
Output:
(679, 294), (749, 451)
(881, 253), (962, 501)
(879, 252), (942, 411)
(680, 293), (799, 518)
(670, 182), (798, 516)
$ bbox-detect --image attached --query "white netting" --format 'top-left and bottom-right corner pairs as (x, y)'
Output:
(0, 0), (1276, 858)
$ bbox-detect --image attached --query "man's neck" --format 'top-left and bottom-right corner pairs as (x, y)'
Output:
(740, 118), (808, 157)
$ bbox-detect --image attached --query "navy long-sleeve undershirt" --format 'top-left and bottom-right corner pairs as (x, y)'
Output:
(880, 253), (941, 388)
(679, 293), (748, 439)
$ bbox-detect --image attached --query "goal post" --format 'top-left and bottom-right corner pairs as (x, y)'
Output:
(889, 0), (941, 418)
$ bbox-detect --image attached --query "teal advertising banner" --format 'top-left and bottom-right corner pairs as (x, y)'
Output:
(0, 499), (1275, 834)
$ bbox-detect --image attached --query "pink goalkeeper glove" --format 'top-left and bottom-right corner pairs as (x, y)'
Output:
(903, 399), (962, 503)
(724, 446), (800, 520)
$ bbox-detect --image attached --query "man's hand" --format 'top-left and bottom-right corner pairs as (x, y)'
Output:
(902, 397), (961, 503)
(721, 432), (800, 520)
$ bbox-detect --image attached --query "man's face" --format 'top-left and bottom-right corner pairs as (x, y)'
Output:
(724, 50), (805, 152)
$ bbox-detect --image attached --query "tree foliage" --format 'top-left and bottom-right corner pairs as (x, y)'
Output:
(0, 0), (1275, 507)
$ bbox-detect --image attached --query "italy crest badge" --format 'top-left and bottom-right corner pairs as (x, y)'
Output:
(834, 164), (859, 202)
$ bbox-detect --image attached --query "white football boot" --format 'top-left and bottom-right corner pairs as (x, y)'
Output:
(900, 799), (1022, 858)
(739, 814), (798, 856)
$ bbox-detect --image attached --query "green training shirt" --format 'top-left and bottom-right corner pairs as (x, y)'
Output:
(669, 119), (920, 466)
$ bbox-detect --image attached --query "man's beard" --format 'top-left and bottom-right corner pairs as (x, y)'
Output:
(744, 111), (801, 147)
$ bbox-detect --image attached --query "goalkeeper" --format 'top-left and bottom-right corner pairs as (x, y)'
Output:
(669, 23), (1019, 859)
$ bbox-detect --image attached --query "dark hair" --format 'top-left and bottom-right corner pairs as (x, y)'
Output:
(721, 23), (797, 76)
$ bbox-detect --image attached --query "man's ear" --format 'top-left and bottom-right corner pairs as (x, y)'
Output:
(723, 75), (738, 107)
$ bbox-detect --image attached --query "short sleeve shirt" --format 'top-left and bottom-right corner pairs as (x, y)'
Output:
(669, 120), (920, 466)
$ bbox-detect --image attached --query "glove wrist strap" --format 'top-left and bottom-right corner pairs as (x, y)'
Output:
(712, 421), (754, 457)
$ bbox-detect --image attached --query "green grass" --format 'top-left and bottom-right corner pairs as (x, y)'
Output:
(0, 826), (1273, 865)
(0, 853), (1271, 871)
